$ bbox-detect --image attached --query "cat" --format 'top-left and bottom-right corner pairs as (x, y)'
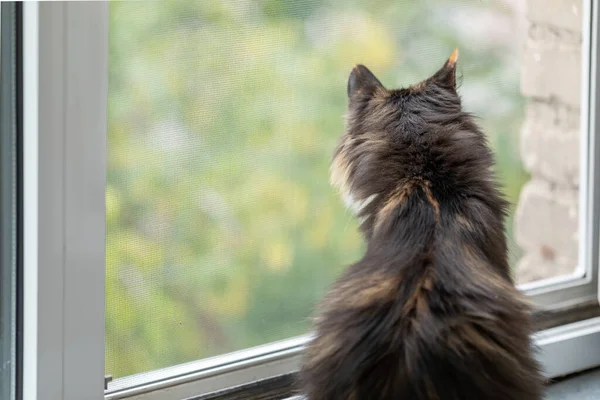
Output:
(299, 49), (545, 400)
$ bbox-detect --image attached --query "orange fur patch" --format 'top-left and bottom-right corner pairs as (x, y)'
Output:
(307, 275), (397, 366)
(403, 271), (434, 316)
(374, 180), (440, 233)
(305, 331), (341, 367)
(455, 214), (473, 231)
(448, 48), (459, 66)
(332, 275), (398, 309)
(422, 182), (440, 222)
(374, 184), (413, 232)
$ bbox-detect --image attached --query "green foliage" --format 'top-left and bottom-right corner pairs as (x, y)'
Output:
(106, 0), (529, 378)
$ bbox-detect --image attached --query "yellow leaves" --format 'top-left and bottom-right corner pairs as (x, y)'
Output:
(288, 122), (321, 155)
(321, 12), (397, 72)
(207, 275), (249, 317)
(166, 69), (183, 97)
(261, 238), (294, 272)
(340, 28), (395, 70)
(241, 22), (300, 63)
(286, 184), (309, 224)
(308, 206), (333, 249)
(342, 219), (363, 252)
(107, 230), (165, 273)
(106, 185), (121, 226)
(105, 2), (406, 379)
(242, 173), (309, 225)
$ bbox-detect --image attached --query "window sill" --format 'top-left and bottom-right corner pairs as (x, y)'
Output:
(284, 368), (600, 400)
(547, 367), (600, 399)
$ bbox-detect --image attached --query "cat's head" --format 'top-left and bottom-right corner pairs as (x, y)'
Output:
(331, 49), (493, 227)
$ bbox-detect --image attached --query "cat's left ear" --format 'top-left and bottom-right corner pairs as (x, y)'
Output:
(348, 64), (383, 98)
(431, 48), (458, 90)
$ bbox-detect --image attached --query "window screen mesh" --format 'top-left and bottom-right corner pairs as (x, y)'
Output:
(106, 0), (582, 379)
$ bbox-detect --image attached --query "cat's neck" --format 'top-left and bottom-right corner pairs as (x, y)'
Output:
(360, 180), (439, 250)
(357, 177), (511, 281)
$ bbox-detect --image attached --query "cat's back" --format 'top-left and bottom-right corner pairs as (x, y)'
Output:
(300, 219), (544, 400)
(300, 53), (544, 400)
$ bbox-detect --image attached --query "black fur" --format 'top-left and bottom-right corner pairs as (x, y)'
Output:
(299, 52), (544, 399)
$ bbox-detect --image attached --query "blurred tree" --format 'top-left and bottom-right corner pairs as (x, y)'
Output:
(106, 0), (529, 378)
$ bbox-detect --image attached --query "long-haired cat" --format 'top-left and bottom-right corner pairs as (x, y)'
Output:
(299, 50), (544, 399)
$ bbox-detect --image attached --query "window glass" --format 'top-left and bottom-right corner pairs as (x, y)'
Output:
(1, 4), (18, 399)
(106, 0), (583, 379)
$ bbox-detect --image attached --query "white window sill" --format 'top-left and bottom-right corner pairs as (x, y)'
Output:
(285, 368), (600, 400)
(547, 368), (600, 399)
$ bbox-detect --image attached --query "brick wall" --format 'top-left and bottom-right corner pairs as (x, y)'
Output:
(514, 0), (582, 283)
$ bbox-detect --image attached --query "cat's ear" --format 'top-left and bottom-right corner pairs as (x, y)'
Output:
(431, 48), (458, 90)
(348, 64), (383, 98)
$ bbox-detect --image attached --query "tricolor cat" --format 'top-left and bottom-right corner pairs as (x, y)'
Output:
(300, 50), (544, 400)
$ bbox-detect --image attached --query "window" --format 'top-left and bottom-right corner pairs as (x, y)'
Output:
(21, 3), (107, 399)
(14, 0), (600, 399)
(0, 3), (21, 400)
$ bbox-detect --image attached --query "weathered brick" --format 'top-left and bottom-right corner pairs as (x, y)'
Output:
(515, 252), (577, 284)
(529, 24), (582, 46)
(521, 40), (581, 106)
(516, 0), (583, 283)
(520, 101), (580, 186)
(514, 179), (578, 264)
(527, 0), (583, 32)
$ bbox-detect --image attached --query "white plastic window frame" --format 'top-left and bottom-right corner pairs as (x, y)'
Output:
(18, 1), (600, 400)
(21, 2), (107, 400)
(516, 0), (600, 313)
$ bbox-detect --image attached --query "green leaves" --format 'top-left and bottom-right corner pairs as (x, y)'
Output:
(106, 0), (527, 379)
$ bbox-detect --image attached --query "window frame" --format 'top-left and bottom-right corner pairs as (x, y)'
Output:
(517, 0), (597, 313)
(17, 0), (600, 399)
(1, 3), (22, 400)
(21, 2), (107, 399)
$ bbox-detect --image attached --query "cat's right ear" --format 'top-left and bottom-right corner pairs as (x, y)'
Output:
(348, 65), (383, 98)
(430, 48), (459, 90)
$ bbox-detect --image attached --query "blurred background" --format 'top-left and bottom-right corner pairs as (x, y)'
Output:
(106, 0), (537, 379)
